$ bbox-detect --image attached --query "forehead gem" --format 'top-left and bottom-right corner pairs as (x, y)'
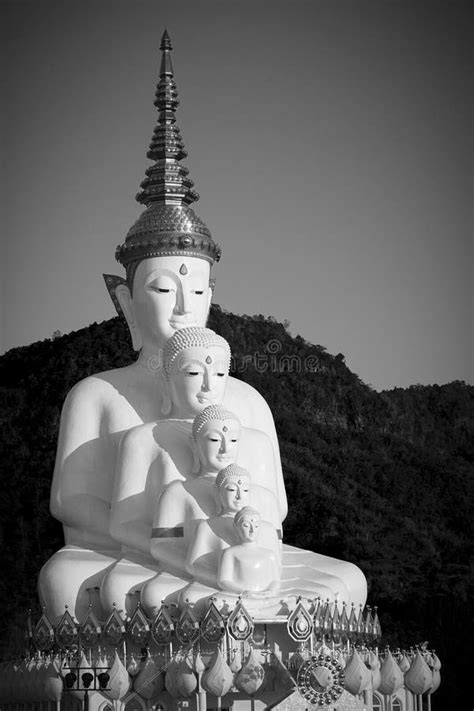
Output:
(179, 264), (188, 275)
(222, 426), (228, 432)
(237, 479), (242, 485)
(205, 355), (212, 364)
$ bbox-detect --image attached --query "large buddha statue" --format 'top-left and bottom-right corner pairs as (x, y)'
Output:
(38, 30), (366, 623)
(38, 32), (285, 623)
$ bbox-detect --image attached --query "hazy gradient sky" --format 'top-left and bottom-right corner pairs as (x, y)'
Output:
(2, 0), (472, 390)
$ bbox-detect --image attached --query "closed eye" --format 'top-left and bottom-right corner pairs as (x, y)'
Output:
(193, 290), (204, 295)
(217, 373), (225, 377)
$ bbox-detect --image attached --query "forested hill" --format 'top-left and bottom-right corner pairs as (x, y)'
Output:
(1, 307), (473, 708)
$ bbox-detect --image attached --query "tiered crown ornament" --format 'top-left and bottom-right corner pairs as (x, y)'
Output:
(115, 29), (221, 286)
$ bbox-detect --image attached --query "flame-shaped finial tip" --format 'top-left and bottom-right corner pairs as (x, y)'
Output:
(160, 28), (172, 51)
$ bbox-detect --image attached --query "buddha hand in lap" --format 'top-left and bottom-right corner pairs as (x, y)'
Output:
(218, 507), (280, 595)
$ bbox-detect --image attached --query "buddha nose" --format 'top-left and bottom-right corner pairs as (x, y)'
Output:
(220, 438), (228, 453)
(235, 488), (241, 500)
(201, 369), (211, 391)
(175, 287), (192, 315)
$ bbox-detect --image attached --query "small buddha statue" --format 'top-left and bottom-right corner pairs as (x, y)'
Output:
(149, 403), (282, 576)
(218, 507), (280, 595)
(183, 464), (280, 592)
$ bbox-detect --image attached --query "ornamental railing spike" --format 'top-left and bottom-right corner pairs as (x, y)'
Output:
(356, 604), (365, 642)
(79, 604), (102, 649)
(55, 606), (79, 651)
(364, 605), (373, 641)
(313, 597), (323, 638)
(321, 598), (333, 635)
(103, 605), (126, 647)
(372, 606), (382, 642)
(348, 603), (358, 642)
(128, 600), (151, 647)
(33, 607), (55, 652)
(227, 598), (254, 641)
(287, 599), (313, 642)
(331, 599), (341, 643)
(340, 601), (350, 642)
(175, 601), (200, 645)
(201, 598), (225, 644)
(151, 602), (175, 645)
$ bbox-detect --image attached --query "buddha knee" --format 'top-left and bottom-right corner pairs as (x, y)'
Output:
(100, 559), (157, 616)
(336, 561), (367, 606)
(38, 551), (88, 623)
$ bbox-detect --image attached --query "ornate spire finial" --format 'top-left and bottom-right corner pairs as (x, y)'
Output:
(138, 29), (195, 205)
(116, 30), (221, 276)
(160, 29), (173, 75)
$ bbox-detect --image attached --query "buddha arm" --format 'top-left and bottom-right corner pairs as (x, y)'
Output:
(109, 425), (159, 555)
(217, 549), (239, 593)
(185, 520), (221, 589)
(149, 482), (188, 576)
(50, 378), (113, 540)
(226, 377), (288, 520)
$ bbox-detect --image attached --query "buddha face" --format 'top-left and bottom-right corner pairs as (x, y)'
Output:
(218, 475), (250, 514)
(195, 418), (241, 473)
(168, 345), (228, 418)
(236, 513), (260, 543)
(120, 256), (213, 351)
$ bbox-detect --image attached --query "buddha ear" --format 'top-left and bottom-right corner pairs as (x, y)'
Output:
(116, 284), (143, 352)
(190, 438), (201, 474)
(206, 279), (214, 313)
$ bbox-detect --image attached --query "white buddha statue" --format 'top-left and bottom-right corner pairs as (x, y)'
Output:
(38, 65), (285, 622)
(38, 30), (366, 623)
(148, 405), (281, 575)
(218, 507), (280, 595)
(101, 342), (282, 615)
(184, 465), (280, 591)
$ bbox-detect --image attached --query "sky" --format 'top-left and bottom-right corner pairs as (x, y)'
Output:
(2, 0), (472, 391)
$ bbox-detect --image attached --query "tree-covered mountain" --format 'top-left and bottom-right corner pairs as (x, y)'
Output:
(1, 307), (472, 708)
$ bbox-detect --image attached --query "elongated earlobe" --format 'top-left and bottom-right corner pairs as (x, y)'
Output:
(190, 439), (201, 474)
(160, 384), (172, 416)
(206, 284), (213, 312)
(116, 284), (143, 352)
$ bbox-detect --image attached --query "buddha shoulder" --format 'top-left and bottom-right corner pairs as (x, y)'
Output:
(62, 365), (155, 418)
(225, 376), (272, 410)
(65, 366), (136, 402)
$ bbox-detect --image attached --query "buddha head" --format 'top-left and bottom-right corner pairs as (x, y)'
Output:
(234, 506), (261, 544)
(215, 464), (251, 515)
(108, 32), (221, 355)
(114, 256), (215, 353)
(191, 404), (241, 474)
(161, 327), (231, 418)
